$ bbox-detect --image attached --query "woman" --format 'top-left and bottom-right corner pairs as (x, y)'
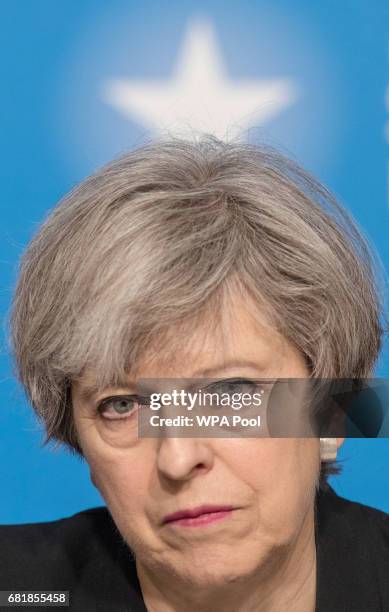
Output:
(1, 137), (388, 611)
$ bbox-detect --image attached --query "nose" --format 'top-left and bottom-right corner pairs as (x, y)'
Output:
(156, 436), (215, 481)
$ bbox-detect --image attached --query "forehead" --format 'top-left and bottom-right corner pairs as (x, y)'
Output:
(140, 299), (284, 374)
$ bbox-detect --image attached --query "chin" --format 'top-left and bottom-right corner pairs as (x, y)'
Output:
(153, 544), (269, 588)
(179, 559), (262, 589)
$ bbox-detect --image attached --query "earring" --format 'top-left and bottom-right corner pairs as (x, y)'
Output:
(319, 438), (338, 461)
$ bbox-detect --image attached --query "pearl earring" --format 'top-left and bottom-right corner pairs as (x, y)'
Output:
(319, 438), (338, 461)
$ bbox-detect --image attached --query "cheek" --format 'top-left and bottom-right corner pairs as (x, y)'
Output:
(265, 440), (319, 528)
(258, 439), (319, 485)
(228, 439), (319, 537)
(79, 430), (153, 522)
(83, 443), (169, 558)
(74, 413), (148, 504)
(91, 455), (139, 498)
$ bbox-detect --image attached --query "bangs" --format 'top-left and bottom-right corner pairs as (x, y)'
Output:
(71, 269), (281, 397)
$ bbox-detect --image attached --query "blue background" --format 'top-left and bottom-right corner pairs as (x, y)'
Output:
(1, 0), (389, 523)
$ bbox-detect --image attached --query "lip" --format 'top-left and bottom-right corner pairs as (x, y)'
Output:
(162, 505), (237, 527)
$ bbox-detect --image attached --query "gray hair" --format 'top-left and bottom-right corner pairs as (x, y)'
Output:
(10, 136), (385, 481)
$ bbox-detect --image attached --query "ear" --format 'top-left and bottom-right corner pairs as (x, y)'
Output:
(336, 437), (345, 450)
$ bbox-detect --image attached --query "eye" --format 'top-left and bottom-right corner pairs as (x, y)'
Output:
(205, 378), (261, 396)
(97, 395), (148, 420)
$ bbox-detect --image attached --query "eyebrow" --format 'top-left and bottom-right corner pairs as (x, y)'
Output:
(190, 360), (268, 378)
(77, 381), (136, 403)
(77, 360), (268, 402)
(77, 378), (162, 403)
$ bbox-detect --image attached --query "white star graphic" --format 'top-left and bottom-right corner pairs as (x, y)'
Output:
(101, 17), (299, 139)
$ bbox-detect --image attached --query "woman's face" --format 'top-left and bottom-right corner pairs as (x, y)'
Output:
(72, 297), (321, 588)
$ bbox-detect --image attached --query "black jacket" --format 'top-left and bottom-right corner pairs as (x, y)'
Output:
(0, 486), (388, 611)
